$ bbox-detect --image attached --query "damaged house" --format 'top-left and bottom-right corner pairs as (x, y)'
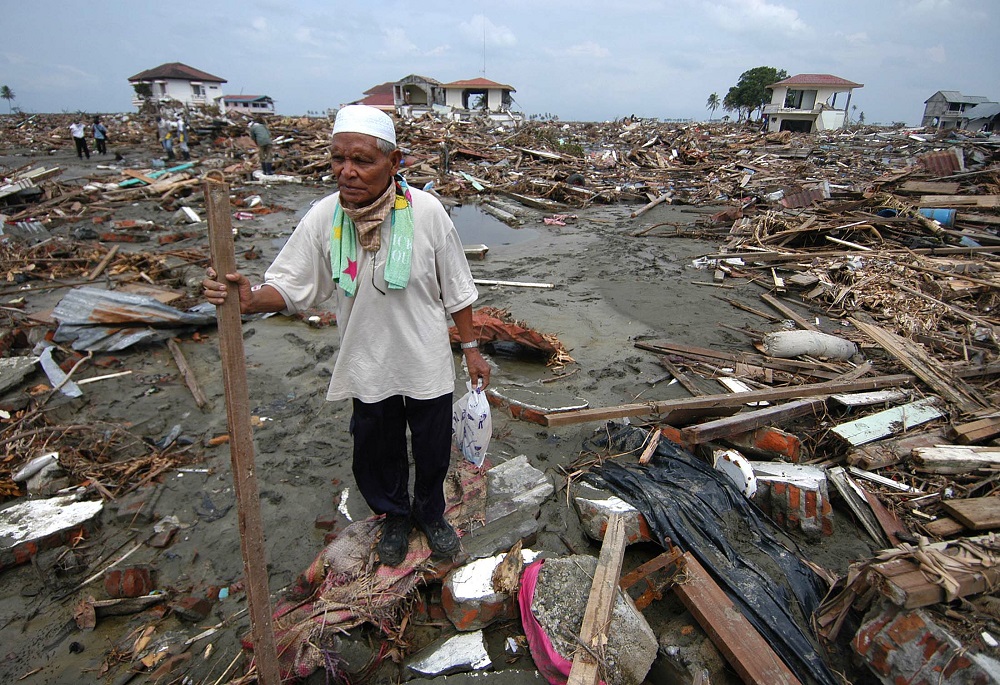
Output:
(921, 90), (995, 130)
(348, 73), (521, 123)
(763, 73), (862, 133)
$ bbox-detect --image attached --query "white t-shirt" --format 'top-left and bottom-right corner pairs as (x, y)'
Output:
(264, 186), (478, 403)
(70, 123), (86, 139)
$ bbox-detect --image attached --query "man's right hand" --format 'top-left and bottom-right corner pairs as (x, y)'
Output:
(202, 267), (253, 313)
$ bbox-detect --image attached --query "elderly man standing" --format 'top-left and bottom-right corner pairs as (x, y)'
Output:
(248, 118), (273, 175)
(203, 105), (490, 566)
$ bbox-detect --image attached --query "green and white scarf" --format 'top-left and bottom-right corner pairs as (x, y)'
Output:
(330, 174), (414, 296)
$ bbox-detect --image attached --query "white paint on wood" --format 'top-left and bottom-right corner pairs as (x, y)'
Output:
(831, 397), (944, 446)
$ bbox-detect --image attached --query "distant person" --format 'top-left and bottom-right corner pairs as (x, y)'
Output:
(157, 116), (175, 161)
(175, 115), (191, 161)
(247, 117), (273, 175)
(92, 116), (108, 156)
(70, 120), (90, 159)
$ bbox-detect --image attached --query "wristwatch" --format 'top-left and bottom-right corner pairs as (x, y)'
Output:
(460, 340), (479, 350)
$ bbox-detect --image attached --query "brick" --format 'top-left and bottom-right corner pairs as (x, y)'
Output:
(752, 462), (833, 539)
(725, 426), (803, 462)
(853, 604), (1000, 685)
(442, 551), (536, 631)
(572, 482), (652, 545)
(169, 595), (213, 622)
(104, 566), (153, 598)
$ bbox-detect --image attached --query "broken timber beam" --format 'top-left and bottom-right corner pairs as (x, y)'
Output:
(673, 553), (802, 685)
(166, 338), (209, 410)
(544, 374), (913, 427)
(566, 514), (627, 685)
(680, 398), (824, 445)
(849, 318), (983, 414)
(204, 177), (281, 685)
(911, 445), (1000, 474)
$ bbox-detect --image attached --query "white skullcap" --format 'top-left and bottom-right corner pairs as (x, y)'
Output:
(332, 105), (396, 147)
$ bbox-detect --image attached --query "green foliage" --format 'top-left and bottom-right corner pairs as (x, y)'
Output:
(723, 66), (788, 121)
(0, 85), (14, 114)
(133, 83), (152, 98)
(706, 93), (721, 119)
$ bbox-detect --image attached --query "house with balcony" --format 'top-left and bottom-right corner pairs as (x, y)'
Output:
(349, 74), (521, 123)
(128, 62), (226, 111)
(220, 94), (275, 115)
(763, 74), (862, 133)
(921, 91), (992, 129)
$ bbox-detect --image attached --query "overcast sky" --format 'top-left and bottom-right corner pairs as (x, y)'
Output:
(2, 0), (998, 125)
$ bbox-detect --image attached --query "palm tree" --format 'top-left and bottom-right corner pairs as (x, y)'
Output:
(0, 85), (14, 114)
(706, 93), (720, 121)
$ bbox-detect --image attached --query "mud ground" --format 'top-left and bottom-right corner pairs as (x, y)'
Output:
(0, 145), (877, 684)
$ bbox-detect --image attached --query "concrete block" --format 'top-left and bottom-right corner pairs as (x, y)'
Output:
(571, 481), (653, 545)
(751, 462), (833, 539)
(462, 509), (539, 561)
(854, 603), (1000, 684)
(403, 630), (491, 680)
(442, 549), (539, 631)
(486, 455), (554, 522)
(531, 555), (657, 685)
(0, 495), (103, 571)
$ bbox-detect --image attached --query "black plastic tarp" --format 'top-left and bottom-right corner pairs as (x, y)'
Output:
(586, 424), (839, 685)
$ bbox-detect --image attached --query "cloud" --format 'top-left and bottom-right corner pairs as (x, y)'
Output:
(926, 44), (947, 63)
(251, 17), (268, 32)
(458, 14), (517, 48)
(911, 0), (952, 11)
(707, 0), (808, 35)
(559, 42), (612, 59)
(381, 26), (420, 56)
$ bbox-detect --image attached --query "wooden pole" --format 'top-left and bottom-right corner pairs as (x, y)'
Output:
(567, 514), (627, 685)
(203, 177), (281, 684)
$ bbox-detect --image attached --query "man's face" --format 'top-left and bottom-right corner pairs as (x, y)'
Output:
(330, 133), (402, 208)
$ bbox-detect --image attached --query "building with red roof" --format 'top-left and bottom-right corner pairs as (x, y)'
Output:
(762, 73), (863, 133)
(128, 62), (227, 111)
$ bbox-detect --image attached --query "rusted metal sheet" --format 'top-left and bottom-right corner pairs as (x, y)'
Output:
(917, 148), (964, 176)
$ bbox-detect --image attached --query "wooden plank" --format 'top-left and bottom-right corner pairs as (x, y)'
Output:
(759, 293), (819, 332)
(953, 416), (1000, 445)
(921, 517), (966, 538)
(942, 498), (1000, 530)
(166, 338), (209, 410)
(898, 181), (961, 195)
(123, 169), (157, 185)
(544, 374), (913, 427)
(680, 398), (824, 445)
(828, 467), (887, 546)
(830, 397), (944, 447)
(566, 514), (627, 685)
(912, 445), (1000, 473)
(860, 488), (907, 546)
(673, 553), (801, 685)
(85, 244), (119, 281)
(829, 389), (910, 409)
(849, 318), (982, 414)
(635, 340), (842, 380)
(203, 178), (281, 685)
(919, 194), (1000, 208)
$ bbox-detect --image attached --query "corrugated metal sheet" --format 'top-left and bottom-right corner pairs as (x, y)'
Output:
(52, 287), (216, 351)
(917, 148), (964, 176)
(780, 185), (831, 209)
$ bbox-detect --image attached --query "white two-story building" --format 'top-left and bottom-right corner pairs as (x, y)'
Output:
(762, 74), (863, 133)
(128, 62), (227, 111)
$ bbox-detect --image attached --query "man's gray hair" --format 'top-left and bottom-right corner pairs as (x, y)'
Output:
(375, 137), (397, 155)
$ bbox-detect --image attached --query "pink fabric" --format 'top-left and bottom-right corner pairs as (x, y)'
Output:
(518, 559), (573, 684)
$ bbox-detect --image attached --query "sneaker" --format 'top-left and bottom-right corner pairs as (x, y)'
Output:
(377, 514), (411, 567)
(418, 518), (460, 557)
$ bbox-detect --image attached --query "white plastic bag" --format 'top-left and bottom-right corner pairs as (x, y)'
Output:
(452, 380), (492, 467)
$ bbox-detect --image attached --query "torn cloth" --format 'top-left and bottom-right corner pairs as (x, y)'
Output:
(586, 424), (839, 685)
(260, 455), (486, 681)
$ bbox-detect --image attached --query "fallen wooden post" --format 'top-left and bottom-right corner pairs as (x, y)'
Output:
(544, 374), (913, 427)
(204, 176), (281, 685)
(567, 513), (627, 685)
(167, 338), (209, 410)
(631, 192), (672, 218)
(85, 244), (119, 281)
(680, 398), (825, 445)
(673, 552), (802, 685)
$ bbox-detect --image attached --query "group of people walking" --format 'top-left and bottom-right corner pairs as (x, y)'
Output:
(156, 115), (192, 161)
(69, 116), (107, 159)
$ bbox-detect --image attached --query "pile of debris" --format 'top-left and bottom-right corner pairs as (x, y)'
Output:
(2, 110), (1000, 684)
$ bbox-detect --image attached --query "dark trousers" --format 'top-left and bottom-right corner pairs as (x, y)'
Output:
(74, 136), (90, 159)
(350, 393), (453, 524)
(95, 137), (107, 155)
